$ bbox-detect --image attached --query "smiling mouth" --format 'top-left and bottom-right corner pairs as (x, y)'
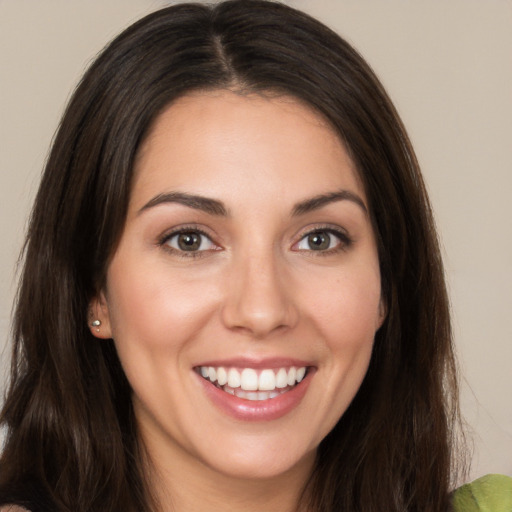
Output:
(196, 366), (308, 401)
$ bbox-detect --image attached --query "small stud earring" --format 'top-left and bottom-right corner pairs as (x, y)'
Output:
(91, 319), (101, 332)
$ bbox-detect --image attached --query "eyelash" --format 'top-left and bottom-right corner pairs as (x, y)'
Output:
(157, 225), (353, 259)
(158, 225), (218, 259)
(293, 226), (353, 255)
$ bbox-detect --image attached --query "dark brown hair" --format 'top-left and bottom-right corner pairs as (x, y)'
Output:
(0, 1), (463, 511)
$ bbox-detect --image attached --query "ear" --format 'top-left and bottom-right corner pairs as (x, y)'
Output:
(89, 290), (113, 340)
(376, 296), (387, 330)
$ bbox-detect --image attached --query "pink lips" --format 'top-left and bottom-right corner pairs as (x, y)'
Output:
(195, 358), (314, 421)
(196, 357), (311, 369)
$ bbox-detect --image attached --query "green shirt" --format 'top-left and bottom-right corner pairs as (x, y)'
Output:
(453, 474), (512, 511)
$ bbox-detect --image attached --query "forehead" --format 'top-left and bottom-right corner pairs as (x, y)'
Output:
(131, 90), (365, 212)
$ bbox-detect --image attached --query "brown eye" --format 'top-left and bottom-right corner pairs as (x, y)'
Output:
(295, 229), (348, 252)
(307, 232), (331, 251)
(177, 232), (201, 251)
(165, 230), (215, 252)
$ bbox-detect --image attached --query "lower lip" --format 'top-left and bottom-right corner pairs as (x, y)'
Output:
(196, 371), (313, 422)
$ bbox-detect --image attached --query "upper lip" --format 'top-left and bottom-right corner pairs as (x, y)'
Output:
(193, 357), (314, 369)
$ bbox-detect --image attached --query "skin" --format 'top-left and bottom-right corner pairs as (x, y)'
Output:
(91, 90), (385, 512)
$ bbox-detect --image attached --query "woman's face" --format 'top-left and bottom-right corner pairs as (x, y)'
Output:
(92, 91), (384, 483)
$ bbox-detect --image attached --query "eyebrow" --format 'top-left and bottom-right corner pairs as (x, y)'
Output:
(138, 188), (367, 217)
(292, 190), (367, 216)
(138, 192), (229, 216)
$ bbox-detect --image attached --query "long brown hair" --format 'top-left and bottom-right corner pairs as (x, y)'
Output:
(0, 1), (463, 510)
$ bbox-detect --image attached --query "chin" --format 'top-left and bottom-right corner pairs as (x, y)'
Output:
(202, 442), (317, 482)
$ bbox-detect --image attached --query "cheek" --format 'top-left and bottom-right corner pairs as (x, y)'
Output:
(284, 264), (381, 442)
(304, 264), (382, 345)
(318, 288), (379, 379)
(105, 259), (220, 356)
(302, 262), (380, 403)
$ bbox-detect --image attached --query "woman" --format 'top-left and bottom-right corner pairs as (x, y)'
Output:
(0, 1), (509, 511)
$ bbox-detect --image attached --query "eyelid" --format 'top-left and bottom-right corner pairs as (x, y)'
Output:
(157, 224), (221, 257)
(291, 225), (353, 253)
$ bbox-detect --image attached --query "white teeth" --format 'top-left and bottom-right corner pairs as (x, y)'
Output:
(240, 368), (258, 391)
(235, 389), (247, 399)
(199, 365), (308, 394)
(287, 367), (297, 386)
(216, 367), (228, 386)
(227, 368), (241, 388)
(275, 368), (288, 388)
(258, 369), (276, 390)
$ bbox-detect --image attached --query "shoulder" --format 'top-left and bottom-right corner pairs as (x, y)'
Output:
(452, 474), (512, 512)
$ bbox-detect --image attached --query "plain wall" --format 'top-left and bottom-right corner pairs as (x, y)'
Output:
(1, 0), (511, 482)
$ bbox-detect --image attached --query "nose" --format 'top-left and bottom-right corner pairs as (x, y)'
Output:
(221, 251), (299, 338)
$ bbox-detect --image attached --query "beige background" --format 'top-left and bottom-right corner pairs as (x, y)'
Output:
(1, 0), (511, 482)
